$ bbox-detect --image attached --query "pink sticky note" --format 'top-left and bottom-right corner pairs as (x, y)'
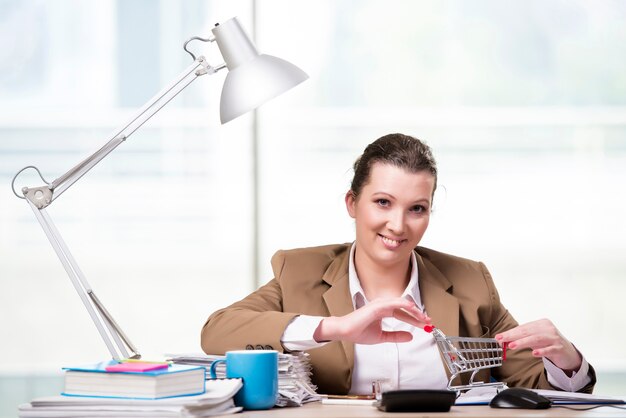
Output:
(105, 362), (169, 373)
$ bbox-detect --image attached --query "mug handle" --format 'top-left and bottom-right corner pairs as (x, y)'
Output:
(209, 359), (226, 379)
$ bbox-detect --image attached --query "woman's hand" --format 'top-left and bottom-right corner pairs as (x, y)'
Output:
(313, 298), (431, 344)
(495, 319), (582, 374)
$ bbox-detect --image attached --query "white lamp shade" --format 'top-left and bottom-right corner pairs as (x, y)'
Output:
(219, 54), (308, 123)
(212, 17), (308, 124)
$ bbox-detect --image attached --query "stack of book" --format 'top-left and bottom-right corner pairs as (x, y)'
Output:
(62, 360), (206, 399)
(168, 352), (321, 407)
(18, 360), (243, 418)
(19, 379), (243, 418)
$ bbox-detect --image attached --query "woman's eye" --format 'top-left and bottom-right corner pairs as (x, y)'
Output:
(411, 205), (426, 214)
(376, 199), (390, 207)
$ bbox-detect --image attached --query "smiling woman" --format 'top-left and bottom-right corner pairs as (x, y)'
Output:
(201, 133), (595, 396)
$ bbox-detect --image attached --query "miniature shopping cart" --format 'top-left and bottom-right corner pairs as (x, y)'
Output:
(424, 325), (507, 392)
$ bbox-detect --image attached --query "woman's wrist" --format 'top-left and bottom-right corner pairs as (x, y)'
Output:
(314, 316), (339, 342)
(560, 345), (583, 375)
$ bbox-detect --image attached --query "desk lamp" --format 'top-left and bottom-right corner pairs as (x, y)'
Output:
(11, 17), (307, 361)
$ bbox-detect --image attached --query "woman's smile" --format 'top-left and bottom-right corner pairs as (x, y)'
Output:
(379, 234), (406, 249)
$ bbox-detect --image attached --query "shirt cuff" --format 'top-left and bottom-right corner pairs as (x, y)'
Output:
(543, 355), (592, 392)
(280, 315), (328, 352)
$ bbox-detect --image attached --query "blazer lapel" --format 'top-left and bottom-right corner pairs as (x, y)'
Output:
(321, 249), (355, 380)
(417, 251), (459, 336)
(416, 250), (461, 384)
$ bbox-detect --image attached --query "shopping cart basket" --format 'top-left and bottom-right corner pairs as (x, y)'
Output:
(424, 325), (507, 392)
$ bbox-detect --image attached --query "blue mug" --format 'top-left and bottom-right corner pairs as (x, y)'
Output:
(210, 350), (278, 410)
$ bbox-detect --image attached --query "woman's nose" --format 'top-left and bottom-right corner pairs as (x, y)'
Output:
(386, 210), (405, 234)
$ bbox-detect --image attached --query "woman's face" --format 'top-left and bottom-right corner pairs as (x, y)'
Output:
(346, 162), (435, 269)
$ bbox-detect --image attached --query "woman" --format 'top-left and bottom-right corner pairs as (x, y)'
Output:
(201, 133), (595, 395)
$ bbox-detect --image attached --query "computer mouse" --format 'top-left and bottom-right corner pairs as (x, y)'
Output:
(489, 387), (551, 409)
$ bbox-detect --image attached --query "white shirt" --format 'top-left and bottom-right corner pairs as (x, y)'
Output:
(347, 244), (449, 394)
(281, 243), (591, 394)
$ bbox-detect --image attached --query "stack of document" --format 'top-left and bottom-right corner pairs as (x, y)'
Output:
(275, 352), (321, 407)
(534, 389), (625, 405)
(456, 386), (626, 406)
(18, 378), (243, 418)
(168, 352), (321, 407)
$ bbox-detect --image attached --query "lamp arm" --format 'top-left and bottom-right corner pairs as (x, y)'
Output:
(27, 199), (135, 360)
(17, 57), (220, 209)
(12, 55), (225, 361)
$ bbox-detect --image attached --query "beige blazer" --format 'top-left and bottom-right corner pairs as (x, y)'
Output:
(201, 243), (595, 395)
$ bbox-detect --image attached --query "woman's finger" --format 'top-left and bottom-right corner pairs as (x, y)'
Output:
(393, 307), (431, 327)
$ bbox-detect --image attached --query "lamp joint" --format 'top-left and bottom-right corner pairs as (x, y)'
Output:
(195, 57), (221, 76)
(23, 185), (54, 209)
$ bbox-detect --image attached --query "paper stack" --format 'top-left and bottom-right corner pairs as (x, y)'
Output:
(456, 386), (626, 406)
(276, 352), (321, 407)
(18, 378), (243, 418)
(168, 352), (321, 407)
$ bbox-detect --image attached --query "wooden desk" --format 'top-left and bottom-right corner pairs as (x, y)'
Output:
(235, 402), (626, 418)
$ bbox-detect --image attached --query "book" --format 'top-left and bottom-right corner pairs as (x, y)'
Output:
(61, 360), (206, 399)
(19, 378), (243, 418)
(105, 362), (169, 372)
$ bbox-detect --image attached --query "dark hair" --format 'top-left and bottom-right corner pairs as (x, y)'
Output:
(350, 133), (437, 198)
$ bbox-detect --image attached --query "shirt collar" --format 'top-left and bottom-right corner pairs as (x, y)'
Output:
(348, 242), (423, 310)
